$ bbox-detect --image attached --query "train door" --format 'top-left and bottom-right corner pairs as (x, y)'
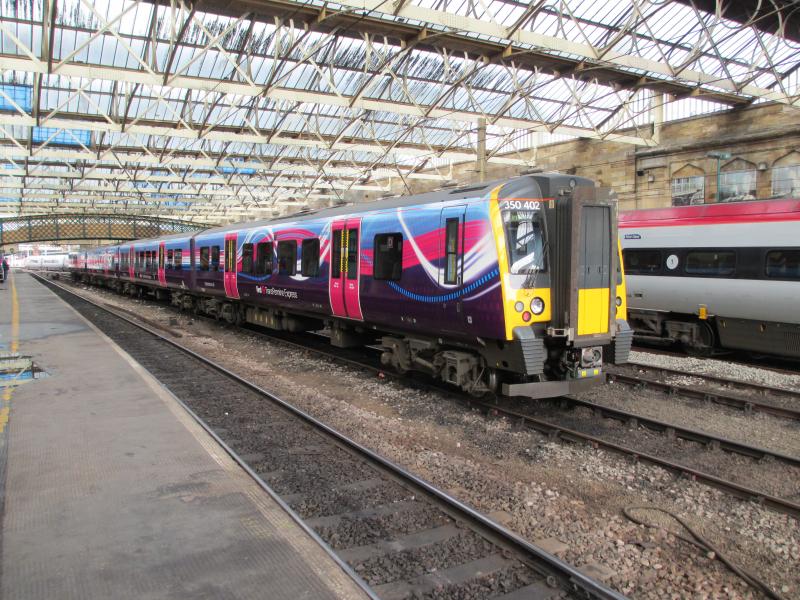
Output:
(158, 242), (167, 286)
(439, 206), (466, 329)
(128, 246), (135, 279)
(329, 218), (363, 320)
(577, 205), (612, 335)
(224, 233), (240, 299)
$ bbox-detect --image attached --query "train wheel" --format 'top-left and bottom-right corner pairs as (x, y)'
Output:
(685, 321), (716, 357)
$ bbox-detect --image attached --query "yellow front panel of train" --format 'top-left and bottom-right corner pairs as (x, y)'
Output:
(577, 287), (610, 335)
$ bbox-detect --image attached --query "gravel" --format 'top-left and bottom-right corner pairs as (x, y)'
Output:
(64, 279), (800, 599)
(629, 350), (800, 391)
(580, 381), (800, 459)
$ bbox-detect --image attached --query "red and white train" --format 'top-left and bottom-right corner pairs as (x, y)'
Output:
(619, 200), (800, 358)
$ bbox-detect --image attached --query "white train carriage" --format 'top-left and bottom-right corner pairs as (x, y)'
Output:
(619, 200), (800, 358)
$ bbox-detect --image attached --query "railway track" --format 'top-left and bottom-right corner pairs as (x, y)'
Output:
(607, 363), (800, 421)
(37, 274), (626, 600)
(52, 274), (800, 519)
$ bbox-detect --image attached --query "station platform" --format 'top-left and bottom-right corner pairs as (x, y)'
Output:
(0, 273), (370, 600)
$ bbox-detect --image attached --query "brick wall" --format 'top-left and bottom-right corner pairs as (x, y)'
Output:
(370, 102), (800, 211)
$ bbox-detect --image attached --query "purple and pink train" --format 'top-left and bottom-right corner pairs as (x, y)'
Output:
(71, 173), (632, 398)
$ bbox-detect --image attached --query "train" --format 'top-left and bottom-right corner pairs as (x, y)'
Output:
(620, 199), (800, 358)
(70, 173), (632, 398)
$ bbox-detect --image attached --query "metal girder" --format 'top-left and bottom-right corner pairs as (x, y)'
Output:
(0, 146), (448, 180)
(330, 0), (791, 104)
(0, 56), (654, 146)
(183, 0), (796, 105)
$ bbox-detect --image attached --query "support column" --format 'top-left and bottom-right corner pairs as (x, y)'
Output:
(477, 118), (487, 182)
(651, 93), (664, 145)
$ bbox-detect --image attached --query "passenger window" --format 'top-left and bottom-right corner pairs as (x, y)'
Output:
(331, 230), (342, 278)
(255, 242), (273, 275)
(444, 218), (459, 284)
(301, 238), (320, 277)
(211, 245), (220, 272)
(224, 239), (236, 272)
(167, 249), (174, 269)
(346, 229), (358, 280)
(765, 249), (800, 279)
(685, 251), (736, 276)
(374, 233), (403, 281)
(623, 250), (662, 275)
(174, 249), (182, 270)
(200, 246), (210, 271)
(241, 244), (254, 274)
(278, 240), (297, 275)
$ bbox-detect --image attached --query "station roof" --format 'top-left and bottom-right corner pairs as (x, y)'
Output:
(0, 0), (798, 223)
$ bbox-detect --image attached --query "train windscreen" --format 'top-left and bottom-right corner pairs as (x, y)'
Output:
(502, 205), (545, 274)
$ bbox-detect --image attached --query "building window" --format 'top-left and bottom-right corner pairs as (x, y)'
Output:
(671, 176), (705, 206)
(301, 238), (320, 277)
(719, 170), (756, 202)
(241, 243), (254, 274)
(685, 251), (736, 276)
(374, 233), (403, 281)
(772, 165), (800, 198)
(211, 245), (220, 271)
(199, 246), (210, 271)
(622, 250), (662, 275)
(765, 249), (800, 279)
(278, 240), (297, 275)
(255, 241), (273, 275)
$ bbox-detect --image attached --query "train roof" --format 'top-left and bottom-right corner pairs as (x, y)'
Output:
(199, 173), (594, 235)
(619, 198), (800, 227)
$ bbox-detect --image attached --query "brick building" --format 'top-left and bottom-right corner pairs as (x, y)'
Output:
(377, 102), (800, 212)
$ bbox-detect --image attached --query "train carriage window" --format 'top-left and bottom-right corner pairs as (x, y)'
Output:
(224, 240), (236, 272)
(622, 249), (662, 275)
(167, 249), (174, 270)
(199, 246), (210, 271)
(374, 233), (403, 281)
(211, 245), (221, 272)
(685, 251), (736, 276)
(174, 249), (182, 270)
(444, 218), (460, 284)
(301, 238), (320, 277)
(346, 229), (359, 280)
(331, 231), (342, 278)
(241, 244), (254, 274)
(255, 241), (273, 275)
(278, 241), (297, 275)
(766, 249), (800, 279)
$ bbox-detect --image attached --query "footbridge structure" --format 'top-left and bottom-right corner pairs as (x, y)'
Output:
(0, 214), (209, 247)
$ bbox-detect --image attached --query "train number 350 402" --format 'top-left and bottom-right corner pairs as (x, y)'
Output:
(501, 200), (541, 211)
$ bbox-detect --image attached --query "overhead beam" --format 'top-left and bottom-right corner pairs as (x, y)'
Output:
(0, 56), (655, 145)
(0, 145), (450, 180)
(326, 0), (791, 105)
(150, 0), (757, 106)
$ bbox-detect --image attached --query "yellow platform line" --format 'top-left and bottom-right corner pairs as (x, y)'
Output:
(0, 277), (20, 433)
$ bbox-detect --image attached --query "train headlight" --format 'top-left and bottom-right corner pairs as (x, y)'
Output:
(522, 311), (532, 322)
(615, 296), (622, 307)
(514, 301), (525, 313)
(530, 297), (545, 315)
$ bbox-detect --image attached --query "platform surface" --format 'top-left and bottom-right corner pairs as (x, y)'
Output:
(0, 273), (369, 600)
